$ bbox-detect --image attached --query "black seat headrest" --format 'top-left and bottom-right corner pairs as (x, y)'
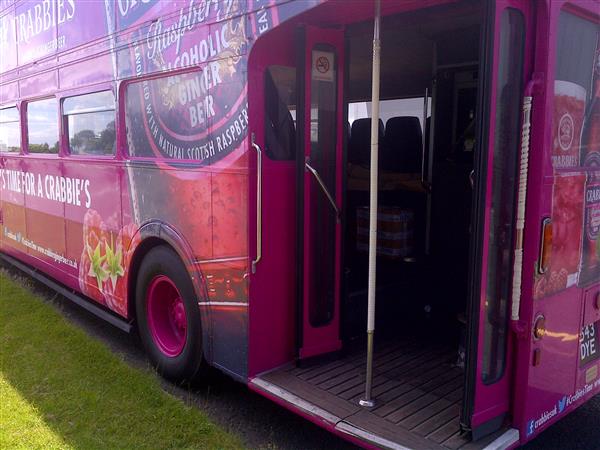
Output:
(349, 118), (384, 167)
(384, 116), (423, 173)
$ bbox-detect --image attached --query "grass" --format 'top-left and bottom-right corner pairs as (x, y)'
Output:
(0, 272), (242, 450)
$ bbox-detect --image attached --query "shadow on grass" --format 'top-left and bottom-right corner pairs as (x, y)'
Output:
(0, 273), (241, 450)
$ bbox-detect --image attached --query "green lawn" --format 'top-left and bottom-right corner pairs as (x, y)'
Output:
(0, 272), (242, 449)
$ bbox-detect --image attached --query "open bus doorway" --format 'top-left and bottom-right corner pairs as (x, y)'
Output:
(248, 1), (518, 447)
(291, 3), (484, 365)
(342, 9), (482, 357)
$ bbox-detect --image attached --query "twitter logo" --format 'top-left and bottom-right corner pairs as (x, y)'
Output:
(558, 396), (567, 413)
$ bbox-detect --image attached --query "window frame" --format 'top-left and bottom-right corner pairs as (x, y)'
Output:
(61, 89), (117, 159)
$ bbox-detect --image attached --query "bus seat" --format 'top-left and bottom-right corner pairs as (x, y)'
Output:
(348, 118), (385, 168)
(384, 116), (423, 173)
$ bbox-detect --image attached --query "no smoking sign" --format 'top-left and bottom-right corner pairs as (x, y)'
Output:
(312, 50), (335, 82)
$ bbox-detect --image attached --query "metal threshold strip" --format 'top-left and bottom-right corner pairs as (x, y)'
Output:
(250, 377), (519, 450)
(251, 377), (412, 450)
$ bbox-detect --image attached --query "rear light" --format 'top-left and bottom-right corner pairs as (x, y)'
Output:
(533, 314), (546, 340)
(538, 218), (552, 274)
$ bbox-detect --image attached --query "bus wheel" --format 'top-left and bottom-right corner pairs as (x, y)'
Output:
(135, 246), (203, 381)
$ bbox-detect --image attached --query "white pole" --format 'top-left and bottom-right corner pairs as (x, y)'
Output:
(359, 0), (381, 409)
(511, 95), (532, 321)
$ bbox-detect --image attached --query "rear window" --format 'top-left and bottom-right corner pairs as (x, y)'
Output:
(0, 107), (21, 153)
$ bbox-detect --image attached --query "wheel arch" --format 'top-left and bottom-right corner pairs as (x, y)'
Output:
(125, 220), (213, 364)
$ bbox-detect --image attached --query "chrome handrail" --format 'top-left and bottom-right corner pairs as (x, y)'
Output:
(251, 133), (262, 274)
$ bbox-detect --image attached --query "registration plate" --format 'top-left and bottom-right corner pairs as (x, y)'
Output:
(580, 321), (600, 366)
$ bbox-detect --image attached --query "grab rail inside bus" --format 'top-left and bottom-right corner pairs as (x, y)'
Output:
(251, 133), (262, 274)
(305, 158), (341, 221)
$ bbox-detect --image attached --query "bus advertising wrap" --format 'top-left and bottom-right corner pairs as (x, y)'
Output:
(0, 0), (110, 70)
(0, 0), (320, 320)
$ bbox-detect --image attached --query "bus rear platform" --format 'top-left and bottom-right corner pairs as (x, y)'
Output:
(250, 338), (514, 450)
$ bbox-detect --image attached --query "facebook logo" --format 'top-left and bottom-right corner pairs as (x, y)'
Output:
(526, 420), (535, 437)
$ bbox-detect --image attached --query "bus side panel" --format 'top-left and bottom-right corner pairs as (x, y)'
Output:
(522, 288), (582, 437)
(21, 156), (67, 278)
(515, 0), (600, 442)
(58, 54), (114, 91)
(64, 159), (124, 315)
(1, 0), (323, 382)
(0, 157), (27, 257)
(112, 0), (322, 379)
(0, 81), (18, 105)
(578, 285), (600, 390)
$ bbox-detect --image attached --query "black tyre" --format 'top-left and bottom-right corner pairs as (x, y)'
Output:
(135, 245), (203, 381)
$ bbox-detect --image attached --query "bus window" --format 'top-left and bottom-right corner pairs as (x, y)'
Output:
(63, 91), (116, 156)
(125, 70), (216, 160)
(482, 8), (525, 384)
(27, 98), (59, 154)
(548, 11), (599, 287)
(0, 107), (21, 153)
(554, 11), (598, 169)
(265, 66), (297, 160)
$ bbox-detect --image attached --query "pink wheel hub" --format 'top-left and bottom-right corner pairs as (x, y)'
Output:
(146, 275), (187, 357)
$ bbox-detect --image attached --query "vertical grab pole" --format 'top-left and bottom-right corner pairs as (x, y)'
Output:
(359, 0), (381, 409)
(421, 88), (429, 187)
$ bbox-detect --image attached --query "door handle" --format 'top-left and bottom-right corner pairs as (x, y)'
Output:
(305, 158), (340, 221)
(251, 133), (262, 274)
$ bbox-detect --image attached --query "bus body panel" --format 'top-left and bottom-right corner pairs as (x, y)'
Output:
(1, 0), (599, 447)
(511, 0), (600, 442)
(0, 0), (321, 381)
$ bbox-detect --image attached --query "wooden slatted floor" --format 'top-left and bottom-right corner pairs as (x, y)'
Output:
(254, 338), (495, 450)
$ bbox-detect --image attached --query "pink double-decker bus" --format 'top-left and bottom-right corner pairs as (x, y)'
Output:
(1, 0), (599, 448)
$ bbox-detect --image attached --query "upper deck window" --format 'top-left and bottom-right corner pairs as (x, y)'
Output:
(63, 91), (116, 156)
(27, 98), (59, 154)
(0, 107), (21, 153)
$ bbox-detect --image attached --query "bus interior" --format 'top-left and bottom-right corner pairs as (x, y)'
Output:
(342, 7), (480, 348)
(252, 2), (497, 447)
